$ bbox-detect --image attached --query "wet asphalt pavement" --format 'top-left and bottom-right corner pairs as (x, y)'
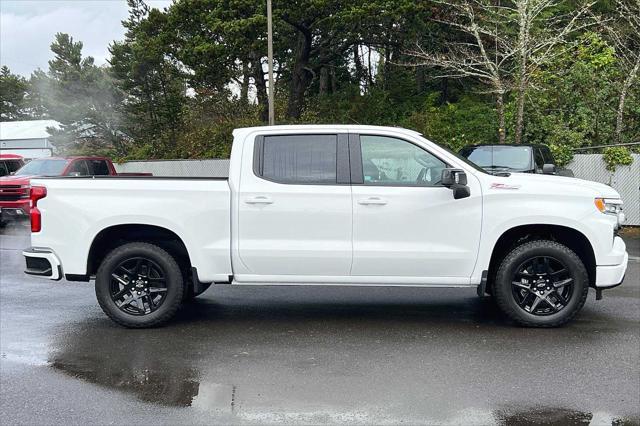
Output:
(0, 222), (638, 425)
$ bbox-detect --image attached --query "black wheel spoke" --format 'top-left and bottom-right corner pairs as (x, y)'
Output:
(117, 265), (134, 276)
(112, 287), (130, 300)
(553, 278), (573, 288)
(133, 259), (143, 275)
(552, 290), (567, 306)
(518, 291), (532, 307)
(550, 268), (568, 277)
(146, 294), (156, 309)
(516, 270), (535, 279)
(111, 273), (127, 286)
(528, 295), (543, 312)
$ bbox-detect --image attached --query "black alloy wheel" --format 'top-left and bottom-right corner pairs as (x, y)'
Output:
(511, 256), (574, 316)
(96, 242), (184, 328)
(494, 239), (589, 327)
(109, 257), (168, 316)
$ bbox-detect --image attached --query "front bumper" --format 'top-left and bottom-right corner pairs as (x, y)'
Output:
(595, 237), (628, 288)
(23, 248), (62, 281)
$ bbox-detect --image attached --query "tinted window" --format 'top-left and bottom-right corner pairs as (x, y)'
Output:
(360, 135), (446, 186)
(460, 146), (532, 171)
(540, 147), (554, 164)
(67, 160), (90, 176)
(89, 160), (110, 175)
(15, 159), (69, 176)
(0, 162), (8, 177)
(6, 160), (22, 173)
(260, 135), (337, 184)
(534, 148), (544, 168)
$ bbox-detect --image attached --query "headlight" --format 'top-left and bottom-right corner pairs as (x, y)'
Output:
(595, 198), (625, 227)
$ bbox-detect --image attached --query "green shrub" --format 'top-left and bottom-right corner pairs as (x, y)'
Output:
(602, 147), (634, 172)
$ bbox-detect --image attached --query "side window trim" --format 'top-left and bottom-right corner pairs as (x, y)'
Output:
(349, 133), (450, 187)
(252, 133), (350, 185)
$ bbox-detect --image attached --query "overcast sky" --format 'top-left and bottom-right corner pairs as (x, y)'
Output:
(0, 0), (172, 77)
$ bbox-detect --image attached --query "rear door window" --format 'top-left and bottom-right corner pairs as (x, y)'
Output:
(258, 135), (338, 184)
(0, 162), (8, 177)
(88, 160), (110, 175)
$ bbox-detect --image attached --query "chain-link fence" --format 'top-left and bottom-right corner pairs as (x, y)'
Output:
(567, 154), (639, 225)
(115, 154), (640, 225)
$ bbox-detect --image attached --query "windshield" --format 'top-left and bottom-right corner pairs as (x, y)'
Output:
(435, 142), (489, 174)
(459, 146), (532, 171)
(15, 159), (69, 176)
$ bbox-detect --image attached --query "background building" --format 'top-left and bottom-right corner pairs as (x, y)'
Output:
(0, 120), (58, 159)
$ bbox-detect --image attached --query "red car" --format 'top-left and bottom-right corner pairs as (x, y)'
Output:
(0, 156), (149, 225)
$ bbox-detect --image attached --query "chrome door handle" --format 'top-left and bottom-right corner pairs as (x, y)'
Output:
(245, 196), (273, 205)
(358, 197), (387, 205)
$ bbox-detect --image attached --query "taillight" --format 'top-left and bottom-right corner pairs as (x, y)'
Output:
(30, 186), (47, 233)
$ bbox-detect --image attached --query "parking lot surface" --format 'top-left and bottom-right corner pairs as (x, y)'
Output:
(1, 221), (639, 425)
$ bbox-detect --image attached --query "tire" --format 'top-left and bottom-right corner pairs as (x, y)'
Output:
(494, 240), (589, 327)
(95, 242), (184, 328)
(182, 282), (212, 302)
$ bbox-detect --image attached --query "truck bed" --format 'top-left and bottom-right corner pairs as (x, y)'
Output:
(30, 176), (233, 282)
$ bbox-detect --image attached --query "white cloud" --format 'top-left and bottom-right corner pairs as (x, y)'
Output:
(0, 0), (172, 76)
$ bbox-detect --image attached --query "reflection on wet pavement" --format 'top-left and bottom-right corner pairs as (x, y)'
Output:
(50, 357), (201, 407)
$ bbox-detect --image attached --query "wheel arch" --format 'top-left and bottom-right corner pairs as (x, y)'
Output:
(87, 224), (192, 277)
(486, 224), (596, 292)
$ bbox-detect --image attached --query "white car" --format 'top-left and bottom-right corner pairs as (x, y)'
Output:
(23, 125), (628, 328)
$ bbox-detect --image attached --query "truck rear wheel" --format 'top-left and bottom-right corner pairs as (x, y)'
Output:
(494, 240), (589, 327)
(95, 242), (184, 328)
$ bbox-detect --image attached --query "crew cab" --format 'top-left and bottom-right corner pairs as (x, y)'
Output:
(0, 156), (149, 224)
(459, 144), (574, 176)
(23, 126), (628, 328)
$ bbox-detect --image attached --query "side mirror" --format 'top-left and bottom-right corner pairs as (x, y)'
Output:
(441, 168), (471, 199)
(542, 164), (556, 174)
(441, 168), (467, 186)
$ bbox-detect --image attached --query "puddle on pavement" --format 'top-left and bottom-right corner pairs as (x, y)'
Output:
(495, 406), (639, 426)
(50, 356), (202, 407)
(47, 324), (237, 412)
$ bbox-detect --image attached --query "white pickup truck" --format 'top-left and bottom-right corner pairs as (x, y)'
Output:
(23, 125), (628, 328)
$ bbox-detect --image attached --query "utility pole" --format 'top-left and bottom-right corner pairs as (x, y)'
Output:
(267, 0), (275, 125)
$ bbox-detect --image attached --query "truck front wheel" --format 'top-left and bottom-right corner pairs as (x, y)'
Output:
(95, 242), (184, 328)
(494, 240), (589, 327)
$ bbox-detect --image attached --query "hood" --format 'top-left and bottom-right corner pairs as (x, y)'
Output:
(0, 175), (33, 186)
(483, 171), (621, 199)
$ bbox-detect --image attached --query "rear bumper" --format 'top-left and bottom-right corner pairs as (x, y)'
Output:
(0, 204), (29, 221)
(23, 248), (62, 281)
(595, 237), (628, 288)
(0, 199), (30, 212)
